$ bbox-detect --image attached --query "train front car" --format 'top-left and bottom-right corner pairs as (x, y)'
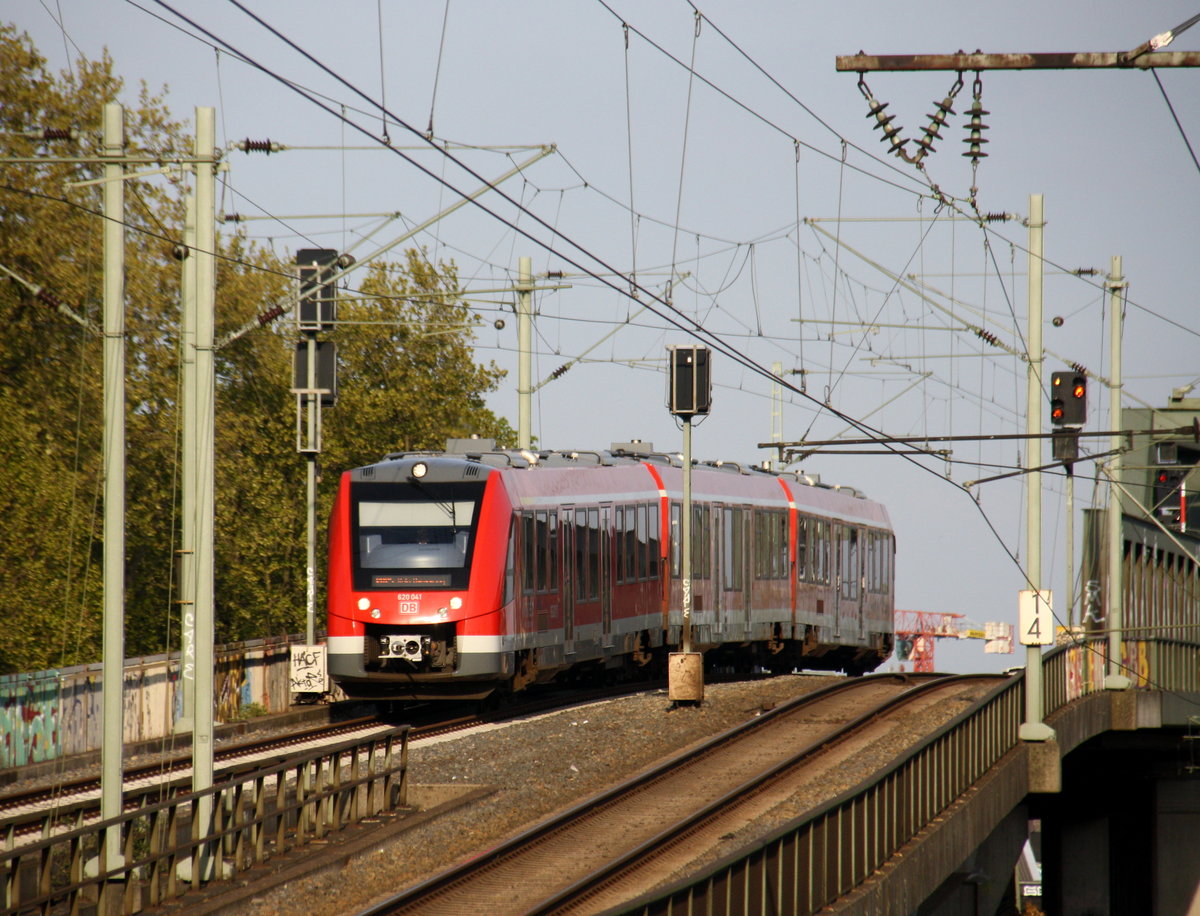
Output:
(326, 448), (510, 700)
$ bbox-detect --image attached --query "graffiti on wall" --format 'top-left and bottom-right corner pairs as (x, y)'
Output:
(289, 645), (327, 693)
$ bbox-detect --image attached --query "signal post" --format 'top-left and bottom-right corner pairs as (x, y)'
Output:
(667, 346), (711, 706)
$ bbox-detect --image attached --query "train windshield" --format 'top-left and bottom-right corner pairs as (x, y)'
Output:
(351, 481), (484, 589)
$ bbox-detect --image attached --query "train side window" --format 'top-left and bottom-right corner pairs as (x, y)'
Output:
(816, 520), (829, 584)
(619, 504), (628, 583)
(774, 511), (787, 579)
(504, 518), (516, 605)
(753, 511), (766, 579)
(796, 516), (808, 582)
(648, 504), (660, 580)
(865, 531), (876, 593)
(547, 509), (558, 592)
(841, 527), (859, 599)
(587, 508), (600, 599)
(723, 507), (744, 591)
(521, 512), (535, 594)
(691, 504), (709, 580)
(637, 504), (649, 580)
(574, 508), (589, 601)
(625, 505), (638, 582)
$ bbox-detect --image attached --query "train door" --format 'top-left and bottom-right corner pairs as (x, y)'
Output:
(740, 509), (751, 638)
(839, 526), (864, 639)
(712, 505), (725, 639)
(600, 503), (613, 646)
(832, 523), (842, 638)
(561, 508), (575, 652)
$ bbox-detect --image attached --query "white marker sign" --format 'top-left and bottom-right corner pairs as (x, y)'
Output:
(1018, 590), (1054, 646)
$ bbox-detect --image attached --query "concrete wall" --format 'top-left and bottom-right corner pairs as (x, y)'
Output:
(0, 634), (309, 768)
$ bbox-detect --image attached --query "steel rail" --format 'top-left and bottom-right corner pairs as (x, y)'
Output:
(533, 674), (1004, 914)
(358, 672), (957, 915)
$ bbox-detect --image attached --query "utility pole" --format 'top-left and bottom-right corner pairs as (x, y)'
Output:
(512, 257), (572, 450)
(770, 361), (783, 469)
(1105, 257), (1131, 691)
(100, 100), (126, 870)
(179, 194), (196, 730)
(191, 106), (218, 877)
(517, 256), (532, 450)
(1020, 194), (1055, 744)
(1066, 466), (1075, 630)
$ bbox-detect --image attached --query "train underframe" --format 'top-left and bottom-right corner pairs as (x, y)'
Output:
(330, 620), (892, 701)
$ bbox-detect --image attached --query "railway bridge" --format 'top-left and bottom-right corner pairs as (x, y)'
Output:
(3, 641), (1198, 915)
(614, 637), (1200, 916)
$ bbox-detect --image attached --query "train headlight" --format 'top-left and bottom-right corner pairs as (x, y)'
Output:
(411, 461), (428, 480)
(370, 608), (381, 619)
(450, 597), (463, 610)
(357, 598), (370, 611)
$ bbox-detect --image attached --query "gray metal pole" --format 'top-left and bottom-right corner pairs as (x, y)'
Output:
(305, 333), (319, 646)
(1020, 193), (1054, 742)
(517, 256), (532, 450)
(682, 417), (693, 653)
(1066, 474), (1075, 630)
(179, 194), (196, 730)
(192, 107), (217, 857)
(1105, 256), (1131, 690)
(100, 101), (126, 864)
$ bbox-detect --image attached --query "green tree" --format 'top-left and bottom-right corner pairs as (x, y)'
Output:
(0, 24), (514, 671)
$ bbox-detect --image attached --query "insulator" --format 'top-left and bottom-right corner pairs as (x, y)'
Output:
(1070, 362), (1088, 376)
(222, 213), (244, 223)
(38, 128), (75, 141)
(864, 99), (890, 118)
(871, 112), (897, 131)
(975, 328), (999, 346)
(550, 363), (571, 380)
(984, 212), (1010, 223)
(238, 138), (279, 154)
(257, 304), (286, 326)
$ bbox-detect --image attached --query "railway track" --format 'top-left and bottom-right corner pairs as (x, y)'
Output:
(0, 674), (695, 830)
(358, 672), (1004, 916)
(0, 715), (398, 826)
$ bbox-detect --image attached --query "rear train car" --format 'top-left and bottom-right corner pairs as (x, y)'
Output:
(326, 439), (894, 699)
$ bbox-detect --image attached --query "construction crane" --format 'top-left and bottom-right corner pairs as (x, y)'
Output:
(894, 610), (1013, 672)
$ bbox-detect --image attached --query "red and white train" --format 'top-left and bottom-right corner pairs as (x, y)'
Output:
(326, 439), (895, 699)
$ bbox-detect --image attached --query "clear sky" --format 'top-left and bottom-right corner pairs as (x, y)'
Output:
(13, 1), (1200, 672)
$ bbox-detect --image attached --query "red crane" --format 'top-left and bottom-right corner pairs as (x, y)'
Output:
(894, 610), (1012, 672)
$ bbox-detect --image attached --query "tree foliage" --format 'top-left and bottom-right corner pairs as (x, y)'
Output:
(0, 24), (513, 672)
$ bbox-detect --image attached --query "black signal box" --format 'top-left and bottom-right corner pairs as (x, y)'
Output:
(1050, 371), (1086, 428)
(297, 248), (338, 330)
(293, 340), (338, 406)
(669, 346), (711, 416)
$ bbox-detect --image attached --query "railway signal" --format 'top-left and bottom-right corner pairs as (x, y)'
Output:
(1050, 371), (1086, 428)
(667, 345), (713, 706)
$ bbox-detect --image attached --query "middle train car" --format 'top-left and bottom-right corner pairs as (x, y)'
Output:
(326, 439), (895, 700)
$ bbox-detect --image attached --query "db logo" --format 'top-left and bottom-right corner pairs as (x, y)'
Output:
(399, 600), (419, 614)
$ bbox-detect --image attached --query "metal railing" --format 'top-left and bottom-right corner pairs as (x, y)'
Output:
(2, 726), (408, 914)
(616, 638), (1200, 915)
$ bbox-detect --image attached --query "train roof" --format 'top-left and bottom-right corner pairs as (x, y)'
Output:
(363, 438), (889, 529)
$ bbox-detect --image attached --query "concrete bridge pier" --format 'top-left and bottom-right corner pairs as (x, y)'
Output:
(1037, 732), (1200, 915)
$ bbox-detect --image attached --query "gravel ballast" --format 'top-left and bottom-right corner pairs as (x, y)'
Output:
(247, 673), (993, 916)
